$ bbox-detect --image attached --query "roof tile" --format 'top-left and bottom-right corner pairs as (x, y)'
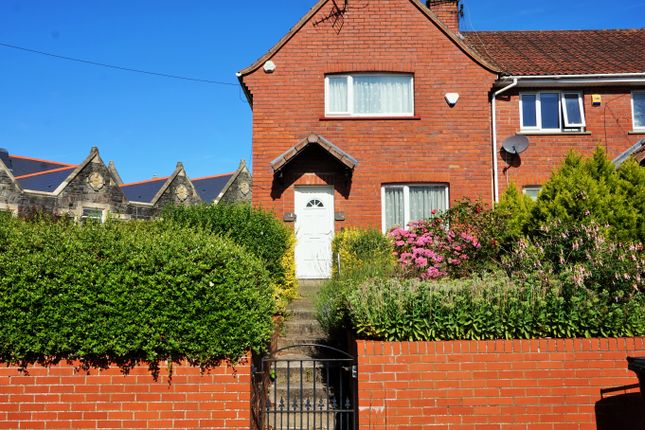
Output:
(462, 29), (645, 75)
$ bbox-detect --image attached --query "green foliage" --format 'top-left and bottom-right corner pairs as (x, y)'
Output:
(346, 274), (645, 341)
(332, 228), (394, 278)
(502, 218), (643, 304)
(0, 217), (274, 369)
(529, 147), (644, 242)
(162, 203), (296, 311)
(496, 183), (534, 244)
(317, 228), (394, 335)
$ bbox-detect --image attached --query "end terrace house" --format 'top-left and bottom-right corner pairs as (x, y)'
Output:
(237, 0), (645, 279)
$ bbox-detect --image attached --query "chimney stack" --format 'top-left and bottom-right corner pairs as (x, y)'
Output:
(427, 0), (461, 33)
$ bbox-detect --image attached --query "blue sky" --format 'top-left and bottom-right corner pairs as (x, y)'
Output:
(2, 0), (644, 183)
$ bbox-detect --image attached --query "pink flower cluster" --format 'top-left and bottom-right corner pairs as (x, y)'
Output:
(389, 218), (482, 280)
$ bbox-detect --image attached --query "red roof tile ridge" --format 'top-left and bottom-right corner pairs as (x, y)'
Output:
(14, 166), (75, 180)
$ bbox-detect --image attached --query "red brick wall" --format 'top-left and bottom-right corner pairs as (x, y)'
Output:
(245, 0), (498, 230)
(356, 338), (645, 429)
(0, 357), (251, 429)
(496, 88), (644, 195)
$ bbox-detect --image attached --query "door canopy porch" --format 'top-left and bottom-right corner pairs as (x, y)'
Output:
(270, 134), (358, 175)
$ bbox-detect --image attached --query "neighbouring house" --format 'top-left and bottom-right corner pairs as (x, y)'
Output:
(0, 146), (251, 220)
(237, 0), (645, 279)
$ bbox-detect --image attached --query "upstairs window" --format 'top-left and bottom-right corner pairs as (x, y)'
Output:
(325, 73), (414, 117)
(520, 92), (585, 132)
(632, 91), (645, 131)
(382, 184), (448, 232)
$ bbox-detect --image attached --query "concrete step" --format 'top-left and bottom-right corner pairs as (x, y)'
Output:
(262, 409), (338, 430)
(282, 320), (325, 337)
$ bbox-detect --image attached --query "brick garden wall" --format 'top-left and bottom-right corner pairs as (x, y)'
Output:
(0, 357), (251, 429)
(356, 338), (645, 430)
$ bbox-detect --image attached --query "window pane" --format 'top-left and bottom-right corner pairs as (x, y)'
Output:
(634, 92), (645, 128)
(409, 186), (447, 222)
(82, 208), (103, 222)
(521, 94), (537, 128)
(384, 187), (404, 230)
(327, 76), (348, 113)
(354, 75), (412, 115)
(563, 93), (583, 126)
(540, 93), (560, 129)
(523, 186), (541, 201)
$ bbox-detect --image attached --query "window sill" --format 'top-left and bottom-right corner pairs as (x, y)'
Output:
(516, 130), (592, 136)
(628, 130), (645, 135)
(320, 116), (421, 121)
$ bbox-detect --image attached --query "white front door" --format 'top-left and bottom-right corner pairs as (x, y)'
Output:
(295, 186), (334, 279)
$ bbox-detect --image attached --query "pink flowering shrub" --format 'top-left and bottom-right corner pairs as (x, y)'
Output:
(389, 204), (493, 279)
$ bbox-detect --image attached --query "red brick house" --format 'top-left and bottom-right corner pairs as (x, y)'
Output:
(237, 0), (645, 278)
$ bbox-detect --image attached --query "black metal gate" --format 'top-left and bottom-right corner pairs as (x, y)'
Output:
(252, 344), (357, 430)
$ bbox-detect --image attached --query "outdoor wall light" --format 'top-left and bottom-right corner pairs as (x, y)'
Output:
(445, 92), (460, 107)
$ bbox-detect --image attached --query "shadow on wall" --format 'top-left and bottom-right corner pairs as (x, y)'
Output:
(595, 384), (645, 429)
(271, 144), (353, 200)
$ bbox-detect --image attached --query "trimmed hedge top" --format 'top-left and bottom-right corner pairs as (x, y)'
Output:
(0, 216), (274, 369)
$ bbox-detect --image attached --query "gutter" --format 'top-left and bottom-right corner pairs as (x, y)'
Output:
(496, 73), (645, 88)
(491, 78), (518, 204)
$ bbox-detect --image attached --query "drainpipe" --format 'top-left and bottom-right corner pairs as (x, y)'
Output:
(491, 78), (518, 204)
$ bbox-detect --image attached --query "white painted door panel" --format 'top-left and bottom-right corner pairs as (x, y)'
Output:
(295, 186), (334, 279)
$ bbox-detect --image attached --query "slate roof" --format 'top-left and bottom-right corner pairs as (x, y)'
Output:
(16, 167), (76, 192)
(120, 173), (234, 203)
(9, 155), (76, 177)
(462, 29), (645, 76)
(120, 178), (168, 203)
(192, 174), (234, 203)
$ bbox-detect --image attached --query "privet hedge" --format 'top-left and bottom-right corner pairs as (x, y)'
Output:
(0, 216), (274, 369)
(162, 203), (297, 311)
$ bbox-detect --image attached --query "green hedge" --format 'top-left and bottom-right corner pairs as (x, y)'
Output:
(0, 217), (274, 369)
(346, 275), (645, 341)
(162, 203), (296, 310)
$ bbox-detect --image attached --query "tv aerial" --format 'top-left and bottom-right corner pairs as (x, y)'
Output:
(502, 135), (529, 155)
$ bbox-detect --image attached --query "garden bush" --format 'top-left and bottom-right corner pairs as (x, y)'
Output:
(0, 217), (274, 370)
(332, 228), (394, 278)
(389, 200), (506, 279)
(162, 203), (297, 312)
(346, 274), (645, 341)
(317, 228), (394, 335)
(529, 148), (644, 243)
(502, 217), (643, 303)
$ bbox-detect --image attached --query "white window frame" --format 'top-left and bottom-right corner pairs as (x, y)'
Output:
(632, 90), (645, 131)
(324, 73), (415, 118)
(519, 91), (585, 132)
(380, 184), (449, 232)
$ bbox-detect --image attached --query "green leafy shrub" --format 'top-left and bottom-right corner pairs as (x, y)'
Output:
(496, 183), (534, 244)
(0, 217), (274, 370)
(332, 228), (394, 278)
(162, 203), (296, 312)
(529, 148), (644, 242)
(347, 274), (645, 341)
(317, 228), (394, 335)
(502, 217), (643, 303)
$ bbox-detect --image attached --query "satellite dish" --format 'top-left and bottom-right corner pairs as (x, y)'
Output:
(502, 135), (530, 154)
